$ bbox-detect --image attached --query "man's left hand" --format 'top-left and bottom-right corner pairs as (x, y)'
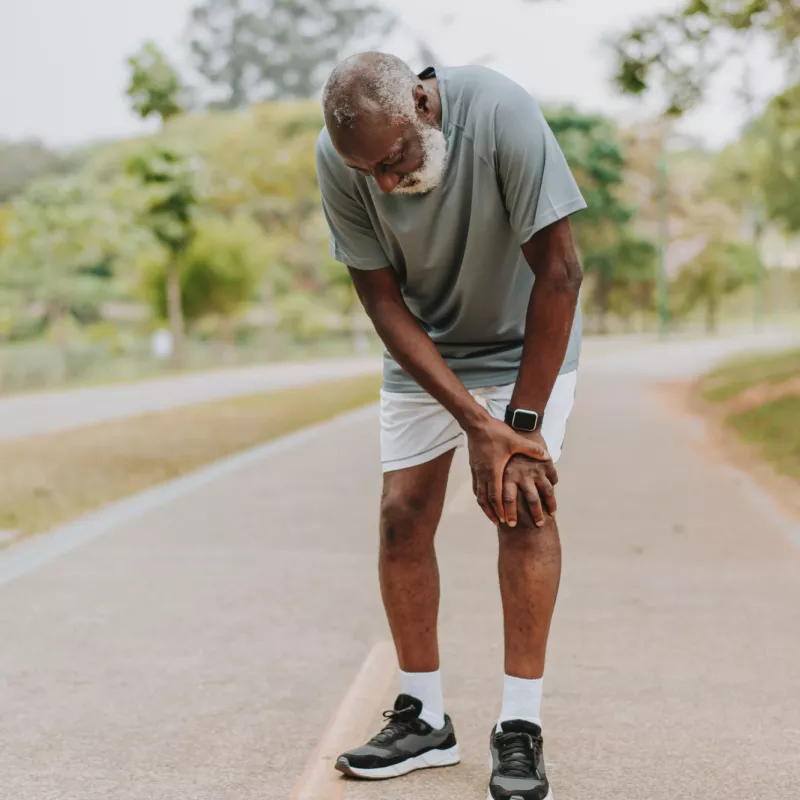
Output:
(502, 431), (558, 529)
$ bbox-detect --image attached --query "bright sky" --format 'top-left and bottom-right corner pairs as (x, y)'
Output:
(0, 0), (786, 150)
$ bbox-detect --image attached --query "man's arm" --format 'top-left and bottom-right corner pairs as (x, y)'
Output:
(349, 265), (549, 525)
(348, 266), (488, 431)
(496, 218), (582, 529)
(511, 217), (583, 415)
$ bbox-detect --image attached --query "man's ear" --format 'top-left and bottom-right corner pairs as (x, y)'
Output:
(413, 83), (428, 116)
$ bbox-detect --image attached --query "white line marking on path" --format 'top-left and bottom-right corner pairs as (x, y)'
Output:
(291, 641), (397, 800)
(0, 404), (378, 588)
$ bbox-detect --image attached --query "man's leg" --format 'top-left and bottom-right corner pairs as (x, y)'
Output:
(498, 511), (561, 717)
(485, 371), (575, 725)
(380, 449), (454, 725)
(484, 510), (560, 799)
(335, 448), (461, 779)
(485, 373), (575, 800)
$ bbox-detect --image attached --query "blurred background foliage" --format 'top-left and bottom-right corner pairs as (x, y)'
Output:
(0, 0), (798, 392)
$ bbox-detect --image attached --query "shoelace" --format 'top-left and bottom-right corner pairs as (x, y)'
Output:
(496, 732), (541, 778)
(368, 705), (418, 746)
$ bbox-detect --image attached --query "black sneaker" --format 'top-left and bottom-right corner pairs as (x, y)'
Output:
(335, 693), (460, 780)
(488, 720), (552, 800)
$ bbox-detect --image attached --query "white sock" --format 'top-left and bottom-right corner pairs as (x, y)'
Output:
(498, 675), (543, 730)
(399, 669), (445, 729)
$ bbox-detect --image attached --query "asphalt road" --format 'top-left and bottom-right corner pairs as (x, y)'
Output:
(0, 333), (798, 799)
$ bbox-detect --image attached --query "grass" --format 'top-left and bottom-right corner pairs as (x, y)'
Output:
(0, 372), (381, 539)
(728, 396), (800, 480)
(698, 348), (800, 403)
(695, 347), (800, 484)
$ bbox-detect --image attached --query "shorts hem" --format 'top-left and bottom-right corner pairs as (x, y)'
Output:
(382, 435), (464, 473)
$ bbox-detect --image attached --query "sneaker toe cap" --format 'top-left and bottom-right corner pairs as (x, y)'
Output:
(337, 745), (391, 770)
(490, 776), (549, 800)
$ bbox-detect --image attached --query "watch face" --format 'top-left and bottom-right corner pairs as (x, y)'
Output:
(512, 409), (539, 432)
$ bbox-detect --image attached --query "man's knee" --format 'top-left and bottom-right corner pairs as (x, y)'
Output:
(498, 505), (558, 550)
(380, 487), (439, 556)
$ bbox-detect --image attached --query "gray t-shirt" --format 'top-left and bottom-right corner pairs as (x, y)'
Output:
(316, 65), (587, 393)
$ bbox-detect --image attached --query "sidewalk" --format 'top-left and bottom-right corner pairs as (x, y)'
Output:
(0, 343), (798, 799)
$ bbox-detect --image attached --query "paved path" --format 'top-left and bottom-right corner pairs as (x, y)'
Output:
(0, 337), (799, 799)
(0, 356), (382, 442)
(1, 329), (797, 442)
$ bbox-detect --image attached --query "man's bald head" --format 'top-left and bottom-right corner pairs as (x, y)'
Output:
(322, 52), (421, 133)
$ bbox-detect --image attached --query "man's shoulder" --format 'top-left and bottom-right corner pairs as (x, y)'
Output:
(443, 65), (524, 90)
(442, 65), (533, 113)
(316, 126), (337, 162)
(442, 66), (539, 149)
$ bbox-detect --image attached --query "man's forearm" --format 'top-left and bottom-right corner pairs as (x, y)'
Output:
(511, 220), (583, 414)
(368, 297), (490, 432)
(510, 278), (579, 414)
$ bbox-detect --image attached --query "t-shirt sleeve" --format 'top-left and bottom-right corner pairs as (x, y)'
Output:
(493, 86), (587, 244)
(315, 131), (391, 270)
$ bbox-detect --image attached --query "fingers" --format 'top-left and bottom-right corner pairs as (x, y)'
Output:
(520, 479), (546, 528)
(489, 464), (507, 525)
(475, 473), (500, 526)
(519, 437), (551, 463)
(502, 478), (519, 528)
(545, 460), (559, 486)
(536, 475), (557, 516)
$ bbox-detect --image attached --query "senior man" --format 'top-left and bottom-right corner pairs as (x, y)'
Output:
(315, 51), (585, 800)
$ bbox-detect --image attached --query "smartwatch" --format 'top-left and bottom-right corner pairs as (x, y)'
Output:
(504, 406), (542, 433)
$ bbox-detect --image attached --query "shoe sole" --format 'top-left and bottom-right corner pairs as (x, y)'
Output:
(486, 788), (553, 800)
(336, 744), (461, 780)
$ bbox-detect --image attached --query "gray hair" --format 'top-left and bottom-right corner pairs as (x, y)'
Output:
(322, 52), (420, 129)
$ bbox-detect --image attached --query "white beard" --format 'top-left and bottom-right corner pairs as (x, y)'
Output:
(391, 123), (448, 196)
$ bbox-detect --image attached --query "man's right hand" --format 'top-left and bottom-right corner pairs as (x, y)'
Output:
(466, 416), (551, 527)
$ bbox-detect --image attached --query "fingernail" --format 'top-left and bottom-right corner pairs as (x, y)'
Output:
(537, 521), (545, 528)
(509, 521), (517, 528)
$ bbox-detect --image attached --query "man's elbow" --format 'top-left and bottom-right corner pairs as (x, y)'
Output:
(546, 256), (583, 295)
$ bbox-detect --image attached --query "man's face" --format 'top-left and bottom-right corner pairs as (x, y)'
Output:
(332, 96), (447, 195)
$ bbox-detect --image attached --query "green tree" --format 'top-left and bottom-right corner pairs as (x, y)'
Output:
(197, 100), (338, 331)
(186, 0), (389, 108)
(672, 238), (760, 333)
(126, 42), (195, 367)
(0, 176), (150, 377)
(145, 213), (270, 353)
(709, 83), (798, 328)
(127, 42), (185, 123)
(754, 84), (800, 234)
(584, 235), (658, 332)
(547, 108), (657, 331)
(127, 148), (199, 369)
(614, 0), (800, 116)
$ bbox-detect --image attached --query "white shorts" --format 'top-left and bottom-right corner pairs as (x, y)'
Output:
(380, 371), (578, 473)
